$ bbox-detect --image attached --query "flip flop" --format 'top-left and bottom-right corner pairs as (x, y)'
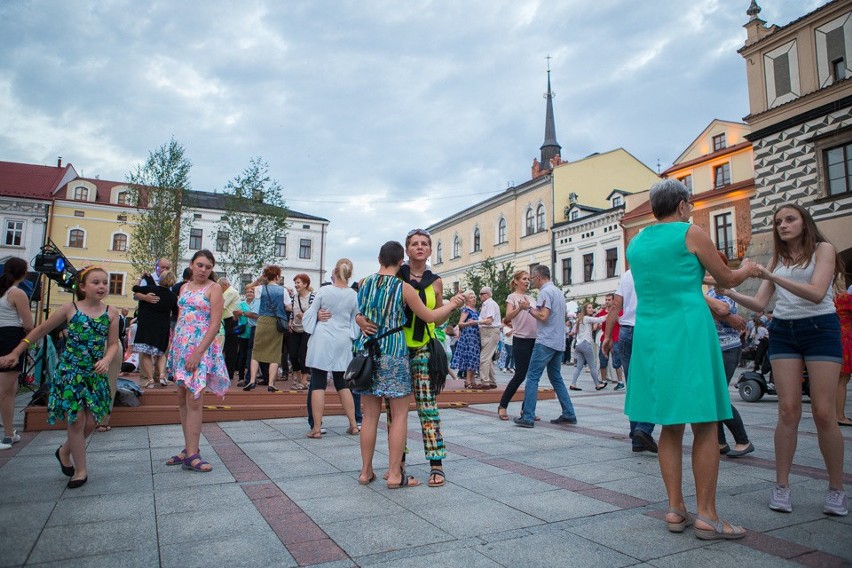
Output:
(838, 420), (852, 427)
(96, 425), (111, 432)
(693, 514), (746, 540)
(388, 475), (421, 489)
(346, 426), (360, 435)
(306, 431), (322, 439)
(666, 507), (694, 533)
(428, 468), (446, 488)
(358, 473), (376, 485)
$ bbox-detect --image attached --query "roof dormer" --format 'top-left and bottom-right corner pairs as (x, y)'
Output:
(66, 180), (96, 202)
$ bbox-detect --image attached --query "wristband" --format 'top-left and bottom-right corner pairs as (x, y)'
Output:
(22, 338), (32, 347)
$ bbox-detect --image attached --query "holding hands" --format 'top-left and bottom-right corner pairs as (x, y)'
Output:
(0, 353), (18, 369)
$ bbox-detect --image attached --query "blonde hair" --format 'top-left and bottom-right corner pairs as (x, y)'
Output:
(511, 270), (529, 292)
(463, 289), (476, 300)
(158, 270), (176, 288)
(333, 258), (353, 283)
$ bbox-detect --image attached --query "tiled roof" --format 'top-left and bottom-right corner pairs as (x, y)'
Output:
(662, 141), (752, 177)
(621, 178), (755, 222)
(0, 160), (73, 199)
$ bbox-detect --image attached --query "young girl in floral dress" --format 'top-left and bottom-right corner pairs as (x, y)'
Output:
(0, 266), (119, 489)
(165, 250), (229, 473)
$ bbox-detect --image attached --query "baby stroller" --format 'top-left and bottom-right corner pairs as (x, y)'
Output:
(737, 356), (810, 402)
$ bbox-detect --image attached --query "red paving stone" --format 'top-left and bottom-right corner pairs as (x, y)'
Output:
(202, 423), (352, 566)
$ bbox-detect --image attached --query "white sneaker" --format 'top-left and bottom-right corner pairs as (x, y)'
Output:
(824, 489), (849, 516)
(0, 430), (20, 450)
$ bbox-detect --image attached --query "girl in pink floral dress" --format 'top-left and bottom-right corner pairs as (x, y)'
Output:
(165, 250), (229, 472)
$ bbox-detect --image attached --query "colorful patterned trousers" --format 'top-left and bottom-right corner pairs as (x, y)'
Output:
(409, 345), (446, 461)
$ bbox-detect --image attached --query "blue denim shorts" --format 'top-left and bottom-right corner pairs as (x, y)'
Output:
(767, 313), (842, 364)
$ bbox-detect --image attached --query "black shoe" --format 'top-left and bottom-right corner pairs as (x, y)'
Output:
(719, 444), (731, 455)
(267, 385), (280, 393)
(550, 415), (577, 425)
(67, 476), (87, 489)
(55, 446), (74, 477)
(632, 430), (658, 453)
(726, 442), (754, 458)
(513, 417), (535, 428)
(243, 382), (256, 391)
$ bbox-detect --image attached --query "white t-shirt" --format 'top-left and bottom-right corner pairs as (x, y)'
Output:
(615, 270), (637, 326)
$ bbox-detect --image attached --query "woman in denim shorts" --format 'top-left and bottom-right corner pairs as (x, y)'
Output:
(726, 203), (846, 517)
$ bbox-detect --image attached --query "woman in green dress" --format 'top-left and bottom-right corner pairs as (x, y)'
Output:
(626, 179), (758, 540)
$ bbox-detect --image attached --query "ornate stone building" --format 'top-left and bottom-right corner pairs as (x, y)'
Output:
(739, 0), (852, 282)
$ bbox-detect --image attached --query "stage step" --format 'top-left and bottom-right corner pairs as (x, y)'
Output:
(23, 383), (554, 431)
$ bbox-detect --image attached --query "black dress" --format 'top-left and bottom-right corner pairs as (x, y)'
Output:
(132, 283), (178, 356)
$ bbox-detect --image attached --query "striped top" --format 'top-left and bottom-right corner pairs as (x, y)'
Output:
(355, 274), (407, 358)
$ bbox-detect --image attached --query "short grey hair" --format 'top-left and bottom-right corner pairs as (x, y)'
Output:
(480, 286), (492, 295)
(649, 179), (690, 219)
(532, 265), (550, 279)
(218, 277), (231, 286)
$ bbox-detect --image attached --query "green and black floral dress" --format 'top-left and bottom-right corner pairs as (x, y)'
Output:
(47, 304), (112, 425)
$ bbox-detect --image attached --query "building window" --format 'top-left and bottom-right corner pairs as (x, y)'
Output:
(714, 163), (731, 188)
(275, 235), (287, 257)
(583, 253), (594, 283)
(712, 133), (727, 152)
(116, 191), (128, 205)
(605, 248), (618, 278)
(452, 236), (461, 258)
(112, 233), (127, 252)
(570, 210), (579, 221)
(525, 208), (534, 235)
(216, 231), (229, 253)
(242, 236), (256, 254)
(612, 195), (623, 207)
(497, 218), (507, 244)
(193, 213), (202, 220)
(73, 186), (88, 200)
(535, 205), (546, 232)
(299, 238), (311, 259)
(189, 228), (203, 249)
(108, 273), (124, 295)
(68, 229), (85, 248)
(826, 142), (852, 196)
(4, 221), (23, 246)
(241, 273), (253, 292)
(436, 242), (443, 264)
(472, 228), (481, 252)
(562, 258), (572, 285)
(816, 16), (851, 87)
(678, 174), (693, 195)
(74, 210), (84, 218)
(764, 40), (800, 108)
(713, 212), (734, 259)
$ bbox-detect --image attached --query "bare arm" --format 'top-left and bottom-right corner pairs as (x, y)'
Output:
(601, 295), (622, 356)
(0, 303), (71, 367)
(504, 296), (524, 323)
(94, 307), (119, 374)
(402, 283), (462, 323)
(686, 225), (758, 288)
(705, 295), (731, 319)
(723, 279), (775, 313)
(9, 287), (34, 332)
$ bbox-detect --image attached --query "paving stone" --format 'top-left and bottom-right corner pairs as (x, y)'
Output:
(48, 490), (153, 526)
(296, 490), (407, 524)
(412, 498), (543, 538)
(25, 547), (160, 568)
(155, 482), (251, 515)
(497, 488), (620, 522)
(0, 500), (54, 567)
(476, 529), (636, 567)
(157, 505), (269, 546)
(364, 546), (501, 567)
(160, 532), (296, 568)
(646, 541), (801, 568)
(322, 511), (454, 557)
(27, 517), (156, 564)
(768, 518), (852, 561)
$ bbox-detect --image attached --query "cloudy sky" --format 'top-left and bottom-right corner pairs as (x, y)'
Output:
(0, 0), (826, 280)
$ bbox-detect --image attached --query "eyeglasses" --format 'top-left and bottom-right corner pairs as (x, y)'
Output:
(479, 292), (488, 296)
(407, 229), (431, 238)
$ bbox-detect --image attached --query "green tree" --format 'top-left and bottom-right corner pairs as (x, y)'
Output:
(456, 257), (515, 319)
(125, 138), (192, 275)
(215, 157), (289, 281)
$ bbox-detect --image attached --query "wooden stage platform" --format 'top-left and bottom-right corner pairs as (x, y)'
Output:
(23, 378), (554, 431)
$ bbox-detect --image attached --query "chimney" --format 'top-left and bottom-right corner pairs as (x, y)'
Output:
(57, 156), (62, 168)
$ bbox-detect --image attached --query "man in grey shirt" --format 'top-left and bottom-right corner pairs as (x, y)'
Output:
(514, 265), (578, 427)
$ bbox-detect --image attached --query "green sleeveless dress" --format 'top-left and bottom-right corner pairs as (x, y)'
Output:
(624, 222), (731, 425)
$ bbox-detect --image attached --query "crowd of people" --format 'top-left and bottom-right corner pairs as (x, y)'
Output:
(0, 187), (848, 536)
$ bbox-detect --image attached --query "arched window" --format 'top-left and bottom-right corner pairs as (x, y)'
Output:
(68, 229), (85, 248)
(73, 186), (89, 201)
(536, 204), (546, 232)
(472, 228), (481, 252)
(112, 233), (127, 252)
(498, 217), (507, 243)
(436, 242), (443, 264)
(452, 235), (461, 258)
(525, 208), (534, 235)
(116, 191), (128, 205)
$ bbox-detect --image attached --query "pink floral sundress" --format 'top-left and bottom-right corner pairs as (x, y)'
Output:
(167, 283), (229, 398)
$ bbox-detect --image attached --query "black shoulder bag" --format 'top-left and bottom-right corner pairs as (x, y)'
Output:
(427, 329), (449, 395)
(344, 282), (403, 391)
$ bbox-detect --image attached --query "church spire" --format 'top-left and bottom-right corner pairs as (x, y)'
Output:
(540, 56), (561, 169)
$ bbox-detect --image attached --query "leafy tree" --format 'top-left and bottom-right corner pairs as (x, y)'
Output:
(453, 257), (515, 319)
(125, 138), (192, 275)
(215, 157), (289, 282)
